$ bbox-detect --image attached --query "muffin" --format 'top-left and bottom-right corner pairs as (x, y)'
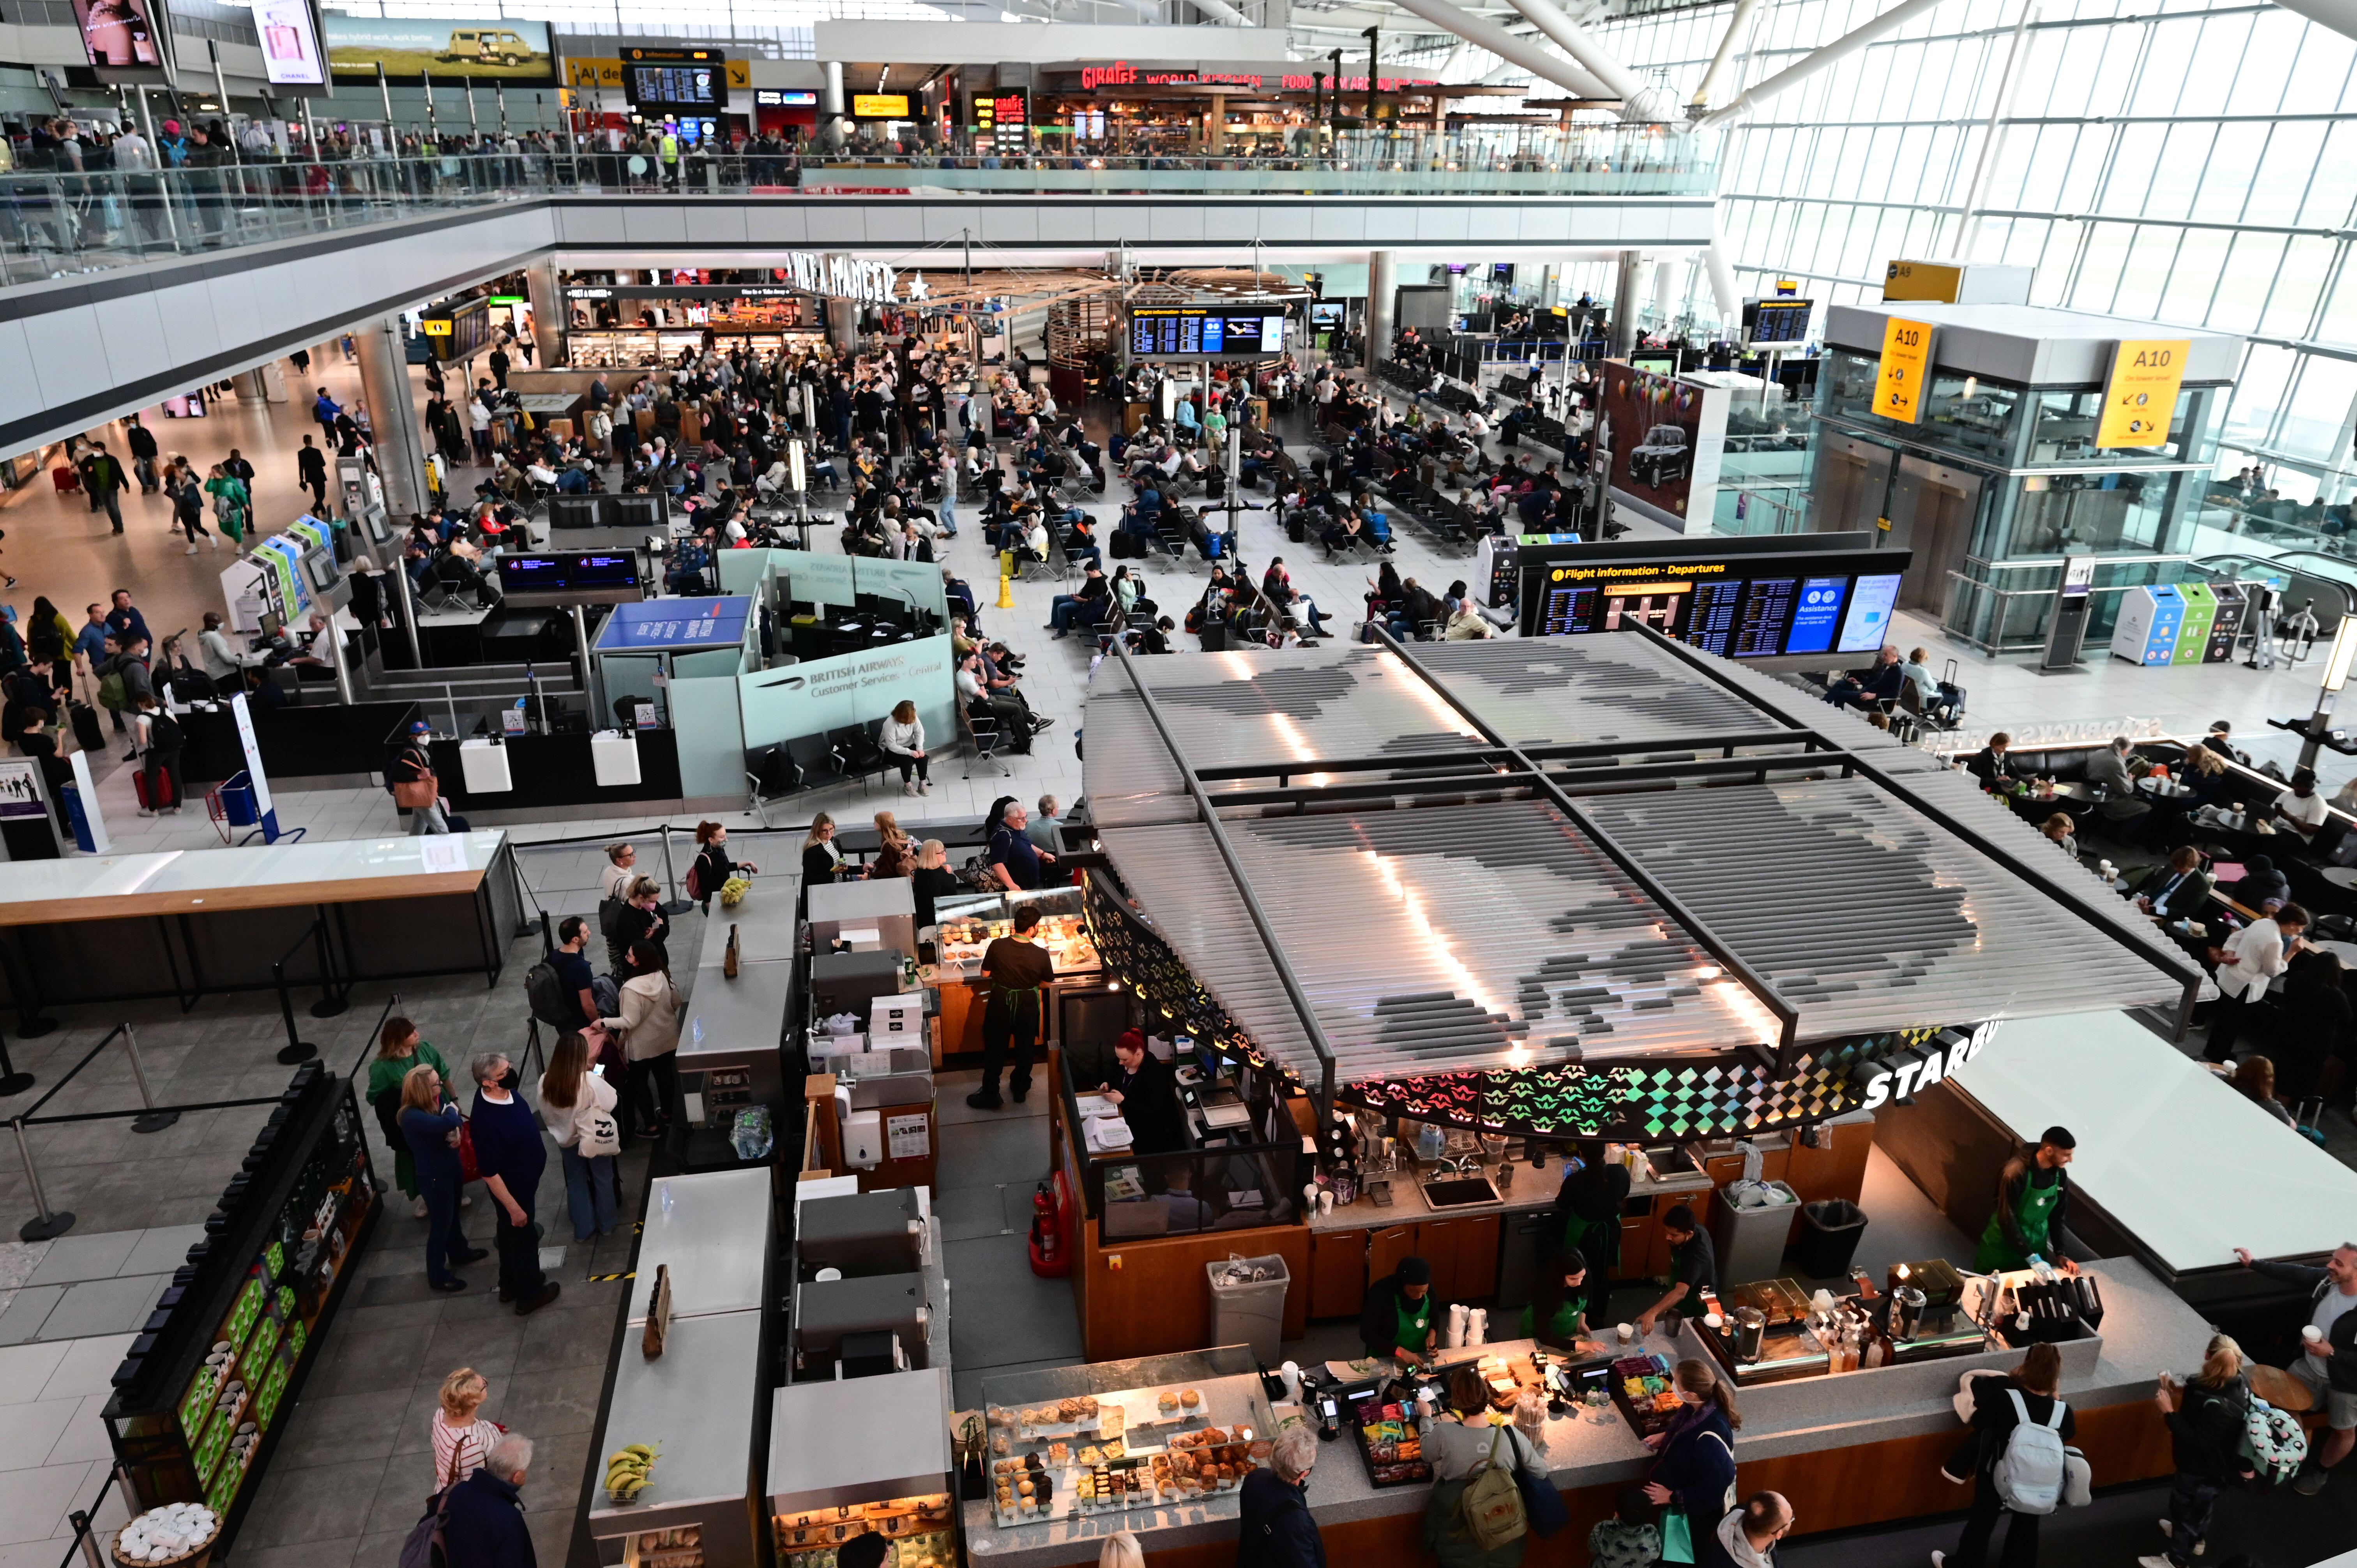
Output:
(1157, 1392), (1179, 1416)
(1180, 1389), (1202, 1411)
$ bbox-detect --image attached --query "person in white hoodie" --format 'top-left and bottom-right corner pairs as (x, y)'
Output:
(1715, 1492), (1792, 1568)
(537, 1031), (620, 1241)
(601, 939), (683, 1138)
(880, 698), (931, 797)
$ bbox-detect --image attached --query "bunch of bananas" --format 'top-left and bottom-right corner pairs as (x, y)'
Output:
(606, 1443), (659, 1500)
(719, 876), (751, 908)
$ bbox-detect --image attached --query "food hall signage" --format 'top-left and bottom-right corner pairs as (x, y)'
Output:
(570, 255), (906, 305)
(1072, 59), (1440, 92)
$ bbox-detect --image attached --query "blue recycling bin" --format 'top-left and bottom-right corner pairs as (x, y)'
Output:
(219, 771), (259, 828)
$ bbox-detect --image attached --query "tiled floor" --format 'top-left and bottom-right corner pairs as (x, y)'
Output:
(0, 1335), (144, 1562)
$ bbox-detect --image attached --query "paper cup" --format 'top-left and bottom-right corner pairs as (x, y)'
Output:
(1617, 1322), (1634, 1343)
(2304, 1326), (2326, 1344)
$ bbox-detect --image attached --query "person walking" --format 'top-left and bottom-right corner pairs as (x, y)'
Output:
(298, 433), (330, 512)
(966, 904), (1053, 1110)
(429, 1368), (502, 1487)
(1933, 1342), (2074, 1568)
(82, 442), (128, 533)
(367, 1015), (452, 1218)
(398, 1062), (483, 1293)
(1422, 1363), (1539, 1568)
(468, 1052), (560, 1314)
(201, 463), (244, 550)
(1235, 1427), (1324, 1568)
(130, 694), (183, 816)
(538, 1031), (621, 1242)
(601, 939), (682, 1138)
(391, 719), (449, 834)
(441, 1432), (537, 1568)
(2141, 1335), (2253, 1568)
(166, 468), (214, 554)
(1642, 1360), (1740, 1568)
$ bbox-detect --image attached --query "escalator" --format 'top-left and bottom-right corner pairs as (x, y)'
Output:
(2192, 548), (2357, 633)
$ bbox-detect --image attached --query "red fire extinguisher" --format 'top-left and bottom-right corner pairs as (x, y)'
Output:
(1027, 1178), (1071, 1278)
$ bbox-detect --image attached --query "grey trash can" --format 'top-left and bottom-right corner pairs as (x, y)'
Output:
(1206, 1255), (1291, 1363)
(1707, 1181), (1801, 1288)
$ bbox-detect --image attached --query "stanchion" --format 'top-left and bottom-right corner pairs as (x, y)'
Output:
(123, 1026), (177, 1134)
(308, 920), (348, 1021)
(14, 1118), (72, 1241)
(657, 825), (691, 916)
(0, 1024), (31, 1100)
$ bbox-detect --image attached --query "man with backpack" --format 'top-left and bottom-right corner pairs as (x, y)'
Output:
(1934, 1342), (2074, 1568)
(2233, 1241), (2357, 1493)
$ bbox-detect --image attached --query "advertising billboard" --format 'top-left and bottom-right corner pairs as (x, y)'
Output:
(71, 0), (169, 76)
(252, 0), (325, 88)
(325, 15), (556, 83)
(1599, 360), (1703, 522)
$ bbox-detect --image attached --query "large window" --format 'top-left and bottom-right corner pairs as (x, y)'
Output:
(1588, 0), (2357, 515)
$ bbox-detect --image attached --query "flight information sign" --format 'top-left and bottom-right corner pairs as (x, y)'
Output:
(1518, 537), (1910, 658)
(1129, 306), (1290, 359)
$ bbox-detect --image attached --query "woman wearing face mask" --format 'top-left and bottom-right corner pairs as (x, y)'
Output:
(1642, 1360), (1741, 1568)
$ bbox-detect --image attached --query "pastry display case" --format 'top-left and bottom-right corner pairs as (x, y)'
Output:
(769, 1370), (956, 1568)
(924, 887), (1098, 982)
(974, 1348), (1279, 1527)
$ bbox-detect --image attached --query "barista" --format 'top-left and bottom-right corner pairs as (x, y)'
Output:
(1634, 1205), (1716, 1337)
(1553, 1144), (1632, 1276)
(1360, 1254), (1439, 1369)
(1521, 1248), (1602, 1354)
(1975, 1125), (2081, 1275)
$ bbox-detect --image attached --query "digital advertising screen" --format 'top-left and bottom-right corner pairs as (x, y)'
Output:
(1518, 540), (1911, 659)
(71, 0), (166, 73)
(1600, 360), (1703, 521)
(325, 14), (555, 82)
(252, 0), (324, 87)
(1129, 307), (1290, 360)
(852, 93), (910, 119)
(623, 47), (726, 109)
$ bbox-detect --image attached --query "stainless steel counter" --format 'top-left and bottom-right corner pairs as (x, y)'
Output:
(1304, 1158), (1712, 1233)
(588, 1310), (768, 1568)
(629, 1168), (774, 1324)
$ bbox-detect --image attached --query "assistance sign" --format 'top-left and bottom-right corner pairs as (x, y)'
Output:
(1874, 316), (1935, 424)
(2097, 338), (2189, 448)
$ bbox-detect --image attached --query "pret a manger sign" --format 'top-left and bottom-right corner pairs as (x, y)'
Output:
(780, 252), (903, 306)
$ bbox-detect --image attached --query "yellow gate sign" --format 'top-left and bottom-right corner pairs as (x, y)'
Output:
(2097, 338), (2189, 448)
(1875, 316), (1936, 424)
(565, 57), (622, 89)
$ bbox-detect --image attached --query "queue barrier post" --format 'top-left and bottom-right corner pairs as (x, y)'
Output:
(123, 1025), (177, 1134)
(15, 1117), (71, 1242)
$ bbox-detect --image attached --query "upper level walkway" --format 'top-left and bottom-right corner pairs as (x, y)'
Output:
(0, 134), (1716, 459)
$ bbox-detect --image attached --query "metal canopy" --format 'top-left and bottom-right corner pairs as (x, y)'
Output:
(1083, 630), (2202, 1098)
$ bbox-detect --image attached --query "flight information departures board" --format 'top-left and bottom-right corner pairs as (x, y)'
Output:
(1524, 547), (1906, 658)
(1742, 297), (1815, 348)
(1129, 307), (1290, 359)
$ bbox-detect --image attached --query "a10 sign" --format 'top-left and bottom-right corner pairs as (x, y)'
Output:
(2097, 338), (2190, 449)
(1874, 316), (1936, 426)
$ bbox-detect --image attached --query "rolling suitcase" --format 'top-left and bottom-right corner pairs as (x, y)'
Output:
(69, 702), (103, 752)
(132, 766), (176, 811)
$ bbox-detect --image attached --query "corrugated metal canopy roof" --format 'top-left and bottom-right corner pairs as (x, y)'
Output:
(1081, 636), (2196, 1089)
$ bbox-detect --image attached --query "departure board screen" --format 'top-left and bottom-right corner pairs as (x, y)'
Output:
(629, 64), (719, 108)
(1744, 298), (1815, 347)
(1517, 541), (1912, 657)
(1130, 307), (1289, 359)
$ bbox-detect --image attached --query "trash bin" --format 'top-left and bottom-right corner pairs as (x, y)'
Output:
(1708, 1181), (1802, 1287)
(1793, 1200), (1869, 1279)
(1206, 1255), (1291, 1363)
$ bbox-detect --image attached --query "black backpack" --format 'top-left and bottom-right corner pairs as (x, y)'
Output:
(147, 708), (184, 751)
(523, 960), (569, 1027)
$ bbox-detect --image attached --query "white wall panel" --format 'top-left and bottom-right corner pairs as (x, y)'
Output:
(22, 305), (111, 413)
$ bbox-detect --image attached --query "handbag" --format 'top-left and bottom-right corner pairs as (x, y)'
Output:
(1513, 1437), (1569, 1538)
(1660, 1510), (1694, 1565)
(455, 1114), (480, 1185)
(399, 1442), (463, 1568)
(393, 749), (439, 809)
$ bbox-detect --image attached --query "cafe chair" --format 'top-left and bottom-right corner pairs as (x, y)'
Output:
(825, 723), (892, 794)
(961, 704), (1011, 779)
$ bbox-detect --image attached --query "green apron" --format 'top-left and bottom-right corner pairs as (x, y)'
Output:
(1976, 1168), (2062, 1271)
(1520, 1289), (1589, 1346)
(1392, 1293), (1432, 1357)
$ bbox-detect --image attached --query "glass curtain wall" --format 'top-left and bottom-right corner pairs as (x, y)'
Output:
(1588, 0), (2357, 567)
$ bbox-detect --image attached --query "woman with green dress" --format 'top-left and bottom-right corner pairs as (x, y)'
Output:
(368, 1015), (451, 1217)
(203, 463), (248, 547)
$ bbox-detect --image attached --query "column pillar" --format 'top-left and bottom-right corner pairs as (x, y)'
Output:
(822, 62), (846, 150)
(1653, 258), (1678, 334)
(356, 317), (430, 519)
(1207, 94), (1226, 154)
(1365, 249), (1395, 369)
(526, 261), (564, 368)
(826, 297), (858, 351)
(1610, 249), (1641, 358)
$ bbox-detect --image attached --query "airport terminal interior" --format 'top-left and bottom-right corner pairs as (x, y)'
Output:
(9, 0), (2357, 1566)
